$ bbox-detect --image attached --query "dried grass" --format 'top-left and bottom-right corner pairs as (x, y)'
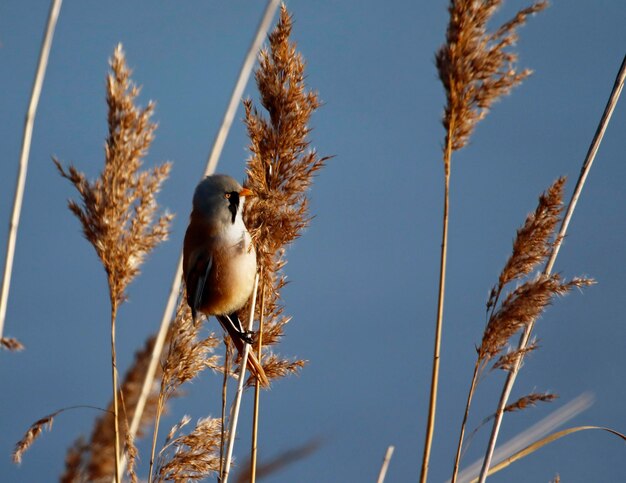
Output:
(161, 297), (221, 399)
(241, 4), (327, 384)
(429, 2), (547, 481)
(436, 0), (548, 152)
(54, 44), (171, 482)
(155, 416), (223, 481)
(492, 339), (539, 372)
(451, 178), (592, 483)
(487, 177), (566, 313)
(0, 336), (24, 351)
(148, 296), (221, 481)
(13, 412), (56, 464)
(479, 274), (593, 362)
(504, 392), (558, 413)
(54, 44), (172, 307)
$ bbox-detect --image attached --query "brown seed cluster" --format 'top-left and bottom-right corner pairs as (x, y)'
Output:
(488, 177), (566, 312)
(504, 392), (559, 413)
(161, 297), (221, 401)
(241, 5), (328, 383)
(155, 416), (222, 481)
(54, 44), (172, 307)
(13, 413), (56, 464)
(0, 336), (24, 351)
(492, 339), (539, 372)
(436, 0), (547, 152)
(479, 178), (594, 364)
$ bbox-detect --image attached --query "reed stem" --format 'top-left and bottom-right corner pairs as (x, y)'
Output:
(478, 54), (626, 483)
(221, 274), (260, 483)
(451, 359), (481, 482)
(250, 281), (266, 483)
(420, 126), (453, 483)
(0, 0), (62, 340)
(110, 304), (121, 483)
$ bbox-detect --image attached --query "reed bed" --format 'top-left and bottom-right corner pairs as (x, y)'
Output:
(14, 5), (327, 480)
(7, 2), (625, 482)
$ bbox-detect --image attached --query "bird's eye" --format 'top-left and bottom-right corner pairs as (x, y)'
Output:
(224, 193), (231, 199)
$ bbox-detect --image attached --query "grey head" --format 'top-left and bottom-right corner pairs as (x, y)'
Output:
(192, 174), (247, 225)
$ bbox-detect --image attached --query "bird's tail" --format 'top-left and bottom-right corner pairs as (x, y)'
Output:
(216, 314), (270, 388)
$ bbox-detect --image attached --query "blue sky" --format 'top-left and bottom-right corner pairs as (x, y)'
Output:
(1, 1), (625, 482)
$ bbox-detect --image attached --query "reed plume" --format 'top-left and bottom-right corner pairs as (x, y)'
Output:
(422, 2), (548, 481)
(155, 416), (223, 481)
(13, 412), (57, 464)
(148, 295), (221, 481)
(451, 178), (593, 482)
(54, 44), (172, 482)
(242, 3), (327, 383)
(0, 337), (24, 351)
(504, 393), (558, 413)
(218, 5), (327, 480)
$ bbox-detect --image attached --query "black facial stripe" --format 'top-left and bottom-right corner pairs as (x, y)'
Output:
(227, 191), (240, 223)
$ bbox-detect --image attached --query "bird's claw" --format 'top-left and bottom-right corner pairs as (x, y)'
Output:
(240, 330), (254, 345)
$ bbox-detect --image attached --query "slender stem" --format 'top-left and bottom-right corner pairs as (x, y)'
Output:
(451, 359), (481, 483)
(118, 3), (281, 478)
(420, 130), (453, 483)
(0, 0), (62, 340)
(377, 446), (396, 483)
(250, 281), (266, 483)
(477, 54), (626, 483)
(222, 274), (260, 483)
(219, 334), (231, 483)
(147, 393), (165, 483)
(110, 303), (121, 483)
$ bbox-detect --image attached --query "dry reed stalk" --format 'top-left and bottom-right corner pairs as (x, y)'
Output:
(451, 178), (593, 483)
(148, 297), (221, 482)
(0, 0), (62, 343)
(241, 5), (327, 477)
(250, 281), (266, 483)
(221, 274), (259, 483)
(122, 5), (281, 476)
(425, 2), (547, 481)
(123, 425), (138, 483)
(458, 390), (556, 461)
(377, 446), (396, 483)
(478, 53), (626, 483)
(55, 44), (171, 482)
(220, 334), (233, 482)
(455, 392), (593, 482)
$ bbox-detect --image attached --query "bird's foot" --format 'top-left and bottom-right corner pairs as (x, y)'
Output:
(239, 330), (254, 345)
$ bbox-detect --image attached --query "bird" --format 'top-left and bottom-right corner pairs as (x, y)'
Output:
(183, 174), (269, 387)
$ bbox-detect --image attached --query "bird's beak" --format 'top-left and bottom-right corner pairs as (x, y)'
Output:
(239, 187), (254, 197)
